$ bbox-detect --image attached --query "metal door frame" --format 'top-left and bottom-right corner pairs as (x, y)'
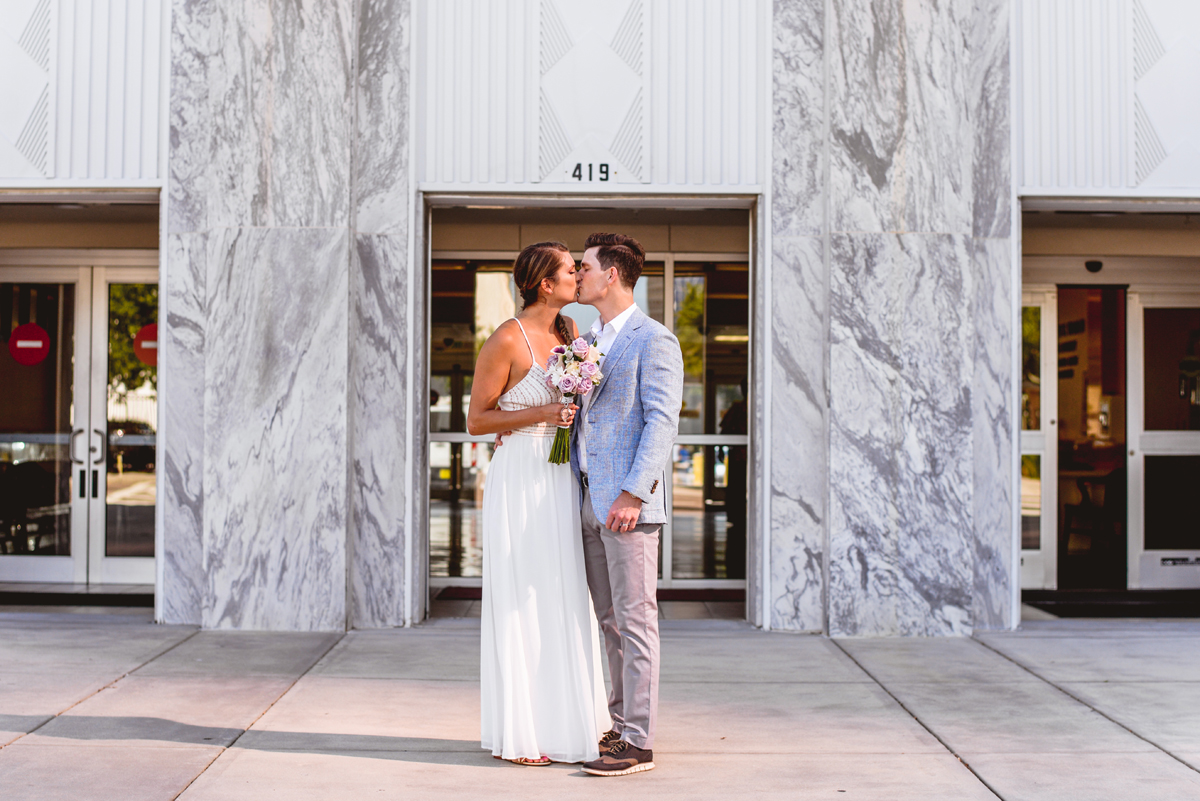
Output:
(0, 265), (92, 582)
(1020, 286), (1059, 590)
(87, 265), (158, 585)
(1127, 290), (1200, 589)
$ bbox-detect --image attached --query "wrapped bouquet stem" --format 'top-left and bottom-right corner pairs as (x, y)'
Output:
(545, 337), (603, 465)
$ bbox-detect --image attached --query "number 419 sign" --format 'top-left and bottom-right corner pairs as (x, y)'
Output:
(570, 162), (611, 181)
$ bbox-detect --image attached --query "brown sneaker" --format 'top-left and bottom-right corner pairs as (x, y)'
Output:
(598, 729), (622, 755)
(582, 740), (655, 776)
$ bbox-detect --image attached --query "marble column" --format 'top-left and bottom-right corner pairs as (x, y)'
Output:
(163, 0), (358, 630)
(768, 0), (1014, 634)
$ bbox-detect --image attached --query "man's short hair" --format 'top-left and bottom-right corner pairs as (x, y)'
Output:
(584, 233), (645, 290)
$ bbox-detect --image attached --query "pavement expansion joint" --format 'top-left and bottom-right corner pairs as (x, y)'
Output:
(971, 635), (1200, 778)
(830, 639), (1006, 801)
(7, 627), (204, 748)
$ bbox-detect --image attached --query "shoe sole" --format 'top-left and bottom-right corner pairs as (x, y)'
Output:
(582, 761), (656, 777)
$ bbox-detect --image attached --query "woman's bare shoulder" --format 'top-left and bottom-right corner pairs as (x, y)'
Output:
(480, 319), (522, 357)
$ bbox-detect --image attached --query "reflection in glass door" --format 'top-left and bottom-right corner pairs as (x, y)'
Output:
(1056, 287), (1127, 590)
(1020, 290), (1058, 589)
(666, 262), (749, 585)
(90, 270), (158, 583)
(0, 270), (88, 581)
(0, 265), (157, 585)
(1128, 293), (1200, 589)
(426, 254), (750, 590)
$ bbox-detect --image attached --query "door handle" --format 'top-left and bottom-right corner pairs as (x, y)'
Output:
(70, 429), (85, 464)
(92, 429), (105, 465)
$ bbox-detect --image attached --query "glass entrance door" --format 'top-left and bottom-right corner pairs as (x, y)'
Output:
(1056, 287), (1128, 590)
(1020, 290), (1058, 589)
(0, 265), (157, 585)
(1128, 291), (1200, 589)
(426, 253), (750, 590)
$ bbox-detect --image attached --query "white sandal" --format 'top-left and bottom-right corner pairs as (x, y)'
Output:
(493, 755), (552, 766)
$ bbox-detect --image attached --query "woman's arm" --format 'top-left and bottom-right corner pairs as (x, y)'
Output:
(466, 323), (576, 436)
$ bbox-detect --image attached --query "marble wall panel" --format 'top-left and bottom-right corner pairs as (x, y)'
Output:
(769, 0), (827, 630)
(168, 0), (214, 234)
(772, 0), (825, 238)
(829, 0), (975, 235)
(896, 0), (974, 235)
(828, 0), (906, 233)
(969, 0), (1012, 240)
(201, 227), (349, 631)
(828, 233), (975, 636)
(356, 0), (411, 235)
(348, 234), (409, 628)
(770, 235), (827, 631)
(970, 236), (1013, 630)
(160, 232), (207, 625)
(205, 0), (353, 229)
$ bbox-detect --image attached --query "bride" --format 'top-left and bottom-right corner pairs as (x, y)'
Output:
(466, 241), (610, 765)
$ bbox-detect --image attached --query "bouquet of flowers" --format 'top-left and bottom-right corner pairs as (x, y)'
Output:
(545, 337), (603, 464)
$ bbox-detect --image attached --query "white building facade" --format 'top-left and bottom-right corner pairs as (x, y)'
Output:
(0, 0), (1196, 632)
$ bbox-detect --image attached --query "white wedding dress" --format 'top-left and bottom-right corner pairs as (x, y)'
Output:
(480, 319), (610, 762)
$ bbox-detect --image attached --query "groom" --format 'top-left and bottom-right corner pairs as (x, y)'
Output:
(572, 233), (683, 777)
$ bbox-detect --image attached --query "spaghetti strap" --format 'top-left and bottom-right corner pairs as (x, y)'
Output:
(512, 317), (536, 363)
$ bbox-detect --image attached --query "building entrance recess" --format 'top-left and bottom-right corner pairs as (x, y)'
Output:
(1021, 214), (1200, 592)
(424, 207), (752, 600)
(0, 260), (158, 586)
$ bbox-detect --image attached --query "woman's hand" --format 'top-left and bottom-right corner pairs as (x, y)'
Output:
(537, 402), (578, 426)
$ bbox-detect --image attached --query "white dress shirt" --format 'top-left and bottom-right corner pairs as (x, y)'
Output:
(578, 302), (638, 474)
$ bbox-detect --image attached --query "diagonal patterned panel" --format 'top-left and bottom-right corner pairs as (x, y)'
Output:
(17, 0), (52, 71)
(540, 0), (573, 75)
(539, 89), (572, 180)
(1133, 0), (1166, 81)
(1134, 96), (1168, 184)
(13, 85), (48, 175)
(609, 87), (643, 181)
(610, 0), (643, 76)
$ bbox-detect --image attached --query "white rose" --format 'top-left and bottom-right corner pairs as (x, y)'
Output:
(567, 361), (582, 376)
(588, 345), (601, 361)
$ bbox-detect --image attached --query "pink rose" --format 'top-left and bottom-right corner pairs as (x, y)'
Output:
(556, 375), (579, 394)
(571, 337), (590, 358)
(577, 379), (594, 395)
(579, 361), (598, 378)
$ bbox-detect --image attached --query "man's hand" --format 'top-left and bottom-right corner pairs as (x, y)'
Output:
(605, 491), (643, 533)
(494, 431), (512, 448)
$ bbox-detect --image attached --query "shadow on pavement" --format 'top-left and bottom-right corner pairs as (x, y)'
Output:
(32, 715), (484, 764)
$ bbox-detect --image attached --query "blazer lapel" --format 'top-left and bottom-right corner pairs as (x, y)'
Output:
(590, 307), (645, 406)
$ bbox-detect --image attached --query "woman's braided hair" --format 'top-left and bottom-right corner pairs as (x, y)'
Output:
(512, 241), (573, 346)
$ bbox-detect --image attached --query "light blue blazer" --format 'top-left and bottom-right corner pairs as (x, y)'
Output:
(571, 306), (684, 526)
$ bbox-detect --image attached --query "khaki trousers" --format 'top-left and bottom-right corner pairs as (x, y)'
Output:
(580, 483), (660, 749)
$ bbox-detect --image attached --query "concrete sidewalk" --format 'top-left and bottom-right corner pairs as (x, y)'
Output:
(1, 607), (1198, 800)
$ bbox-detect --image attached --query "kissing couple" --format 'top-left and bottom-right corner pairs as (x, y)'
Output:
(466, 234), (684, 776)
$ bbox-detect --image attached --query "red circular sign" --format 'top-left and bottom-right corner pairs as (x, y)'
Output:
(133, 323), (158, 367)
(8, 323), (50, 366)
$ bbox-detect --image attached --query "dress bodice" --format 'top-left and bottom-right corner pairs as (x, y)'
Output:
(499, 320), (559, 438)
